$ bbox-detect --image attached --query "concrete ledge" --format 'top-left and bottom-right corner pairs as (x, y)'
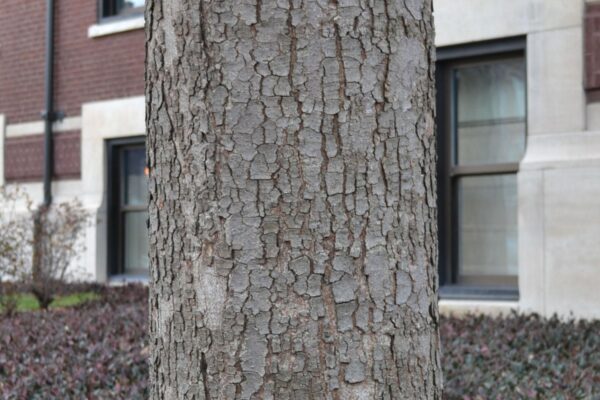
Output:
(439, 299), (519, 317)
(5, 117), (82, 138)
(433, 0), (583, 47)
(81, 96), (145, 141)
(521, 130), (600, 170)
(109, 275), (149, 285)
(88, 16), (144, 38)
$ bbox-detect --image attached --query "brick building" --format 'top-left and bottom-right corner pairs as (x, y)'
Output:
(0, 0), (146, 281)
(1, 0), (599, 318)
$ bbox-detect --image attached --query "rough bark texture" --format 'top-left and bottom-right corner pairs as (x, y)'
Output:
(146, 0), (441, 398)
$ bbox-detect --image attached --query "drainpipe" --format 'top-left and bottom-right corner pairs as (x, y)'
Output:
(42, 0), (57, 207)
(33, 0), (61, 291)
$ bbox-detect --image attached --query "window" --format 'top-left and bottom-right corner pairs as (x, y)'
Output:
(107, 137), (149, 277)
(437, 38), (526, 299)
(101, 0), (145, 19)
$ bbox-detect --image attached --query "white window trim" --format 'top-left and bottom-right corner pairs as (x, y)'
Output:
(88, 16), (144, 38)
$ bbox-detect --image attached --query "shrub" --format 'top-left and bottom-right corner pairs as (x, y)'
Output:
(29, 201), (91, 308)
(0, 186), (32, 278)
(0, 280), (19, 317)
(0, 186), (33, 314)
(0, 186), (91, 310)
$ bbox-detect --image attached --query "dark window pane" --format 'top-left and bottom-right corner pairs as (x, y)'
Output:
(455, 58), (526, 165)
(457, 174), (518, 286)
(124, 211), (149, 275)
(115, 0), (144, 16)
(124, 147), (147, 206)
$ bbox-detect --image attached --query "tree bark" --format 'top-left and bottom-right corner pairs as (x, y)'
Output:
(146, 0), (441, 398)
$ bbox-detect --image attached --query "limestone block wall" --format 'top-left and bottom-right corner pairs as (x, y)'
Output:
(434, 0), (600, 318)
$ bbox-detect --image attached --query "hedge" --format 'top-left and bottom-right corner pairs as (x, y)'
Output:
(441, 312), (600, 399)
(0, 285), (598, 398)
(0, 286), (148, 399)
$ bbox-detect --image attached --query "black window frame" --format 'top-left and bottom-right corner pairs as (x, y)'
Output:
(436, 37), (527, 301)
(107, 136), (147, 278)
(99, 0), (144, 22)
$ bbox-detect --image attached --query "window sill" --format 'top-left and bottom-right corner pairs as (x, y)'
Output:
(109, 274), (148, 285)
(88, 16), (144, 38)
(438, 299), (519, 317)
(439, 285), (519, 301)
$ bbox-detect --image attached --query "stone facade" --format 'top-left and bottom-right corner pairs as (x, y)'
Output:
(435, 0), (600, 319)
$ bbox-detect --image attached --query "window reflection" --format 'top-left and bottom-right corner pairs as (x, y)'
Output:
(122, 146), (148, 276)
(124, 148), (148, 207)
(124, 211), (149, 275)
(443, 54), (526, 289)
(455, 59), (526, 166)
(116, 0), (145, 16)
(457, 175), (518, 286)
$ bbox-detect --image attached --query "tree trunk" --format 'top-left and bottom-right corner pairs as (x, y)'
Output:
(146, 0), (441, 398)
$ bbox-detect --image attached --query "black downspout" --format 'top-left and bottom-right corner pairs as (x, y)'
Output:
(32, 0), (62, 308)
(42, 0), (55, 207)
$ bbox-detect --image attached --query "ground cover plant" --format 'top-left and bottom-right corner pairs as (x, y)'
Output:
(441, 312), (600, 399)
(0, 285), (147, 399)
(0, 285), (598, 399)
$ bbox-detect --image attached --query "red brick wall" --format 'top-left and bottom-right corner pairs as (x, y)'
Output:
(586, 2), (600, 101)
(0, 2), (46, 123)
(4, 131), (81, 182)
(0, 1), (145, 124)
(53, 1), (145, 119)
